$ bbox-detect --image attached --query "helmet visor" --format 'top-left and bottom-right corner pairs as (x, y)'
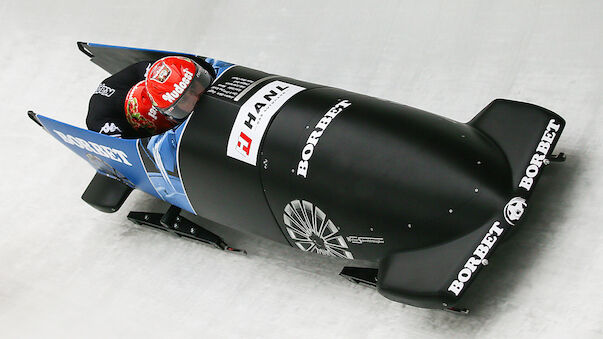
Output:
(158, 65), (212, 120)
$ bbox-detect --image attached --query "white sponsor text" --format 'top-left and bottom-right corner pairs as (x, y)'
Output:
(162, 68), (193, 103)
(518, 119), (561, 191)
(346, 236), (384, 244)
(53, 130), (132, 166)
(447, 221), (505, 296)
(297, 100), (352, 178)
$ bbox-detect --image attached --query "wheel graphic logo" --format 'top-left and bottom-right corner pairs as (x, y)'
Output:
(283, 200), (354, 259)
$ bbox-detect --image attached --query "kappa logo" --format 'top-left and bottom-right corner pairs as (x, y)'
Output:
(504, 197), (527, 226)
(227, 80), (305, 166)
(94, 83), (115, 97)
(99, 122), (122, 135)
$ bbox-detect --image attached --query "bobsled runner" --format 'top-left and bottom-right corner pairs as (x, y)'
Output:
(29, 42), (567, 313)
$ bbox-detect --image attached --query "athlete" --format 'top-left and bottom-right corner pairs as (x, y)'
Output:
(86, 56), (213, 138)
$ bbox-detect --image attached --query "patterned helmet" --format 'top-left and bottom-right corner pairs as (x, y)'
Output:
(124, 80), (176, 134)
(145, 56), (212, 120)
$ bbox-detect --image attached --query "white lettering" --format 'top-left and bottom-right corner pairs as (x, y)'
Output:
(162, 69), (194, 103)
(226, 81), (306, 166)
(297, 160), (308, 177)
(458, 268), (472, 283)
(94, 83), (115, 97)
(296, 100), (352, 178)
(518, 119), (561, 191)
(52, 130), (133, 167)
(448, 280), (464, 296)
(346, 236), (385, 244)
(447, 221), (505, 296)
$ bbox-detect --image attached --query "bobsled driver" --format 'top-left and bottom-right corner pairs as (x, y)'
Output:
(86, 56), (213, 138)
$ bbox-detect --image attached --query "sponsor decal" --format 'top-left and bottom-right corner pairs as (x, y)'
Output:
(148, 107), (159, 120)
(447, 195), (530, 296)
(99, 122), (122, 135)
(283, 200), (354, 259)
(94, 83), (115, 97)
(447, 221), (505, 296)
(227, 81), (305, 165)
(297, 100), (352, 178)
(162, 68), (194, 104)
(236, 131), (252, 156)
(504, 197), (527, 225)
(150, 63), (171, 83)
(346, 236), (384, 245)
(53, 130), (132, 166)
(518, 119), (562, 191)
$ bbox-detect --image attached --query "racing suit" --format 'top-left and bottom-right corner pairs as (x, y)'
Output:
(86, 61), (152, 138)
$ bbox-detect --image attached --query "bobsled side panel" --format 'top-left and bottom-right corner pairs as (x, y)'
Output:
(36, 115), (154, 194)
(139, 121), (198, 214)
(35, 114), (197, 214)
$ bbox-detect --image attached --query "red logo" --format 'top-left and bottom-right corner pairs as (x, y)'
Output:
(150, 63), (171, 83)
(236, 132), (252, 156)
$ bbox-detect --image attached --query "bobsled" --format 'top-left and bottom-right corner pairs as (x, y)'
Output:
(29, 42), (566, 313)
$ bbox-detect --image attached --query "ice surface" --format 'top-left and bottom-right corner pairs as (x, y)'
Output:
(2, 1), (602, 338)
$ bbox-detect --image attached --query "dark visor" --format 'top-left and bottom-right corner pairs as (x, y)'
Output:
(159, 66), (212, 120)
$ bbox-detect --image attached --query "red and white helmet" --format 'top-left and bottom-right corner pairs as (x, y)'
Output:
(125, 80), (176, 134)
(145, 56), (212, 120)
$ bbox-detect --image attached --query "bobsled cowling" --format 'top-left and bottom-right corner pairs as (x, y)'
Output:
(30, 42), (566, 310)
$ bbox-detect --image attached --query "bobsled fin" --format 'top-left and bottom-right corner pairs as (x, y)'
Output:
(469, 99), (565, 190)
(28, 110), (43, 127)
(82, 173), (132, 213)
(77, 42), (215, 78)
(377, 217), (504, 309)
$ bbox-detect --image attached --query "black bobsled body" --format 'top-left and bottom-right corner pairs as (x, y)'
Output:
(181, 76), (513, 257)
(33, 42), (566, 311)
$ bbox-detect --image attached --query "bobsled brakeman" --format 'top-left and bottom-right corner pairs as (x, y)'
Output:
(29, 42), (566, 313)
